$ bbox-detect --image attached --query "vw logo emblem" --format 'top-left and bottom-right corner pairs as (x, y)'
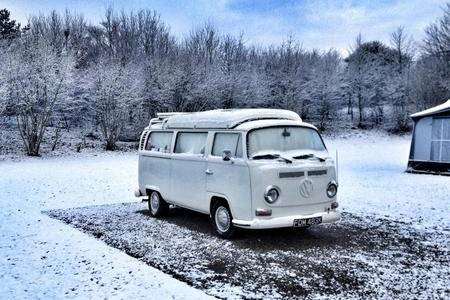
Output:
(299, 179), (314, 198)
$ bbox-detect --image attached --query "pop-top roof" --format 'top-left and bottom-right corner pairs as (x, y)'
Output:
(411, 99), (450, 119)
(161, 109), (302, 129)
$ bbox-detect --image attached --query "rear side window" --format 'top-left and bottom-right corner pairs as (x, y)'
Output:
(146, 131), (172, 152)
(212, 133), (242, 158)
(175, 132), (207, 155)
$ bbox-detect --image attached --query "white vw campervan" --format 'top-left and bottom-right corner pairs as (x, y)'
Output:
(135, 109), (340, 238)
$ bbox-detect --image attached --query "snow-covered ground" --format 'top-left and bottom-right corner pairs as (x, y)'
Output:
(327, 132), (449, 232)
(0, 131), (449, 298)
(0, 152), (212, 299)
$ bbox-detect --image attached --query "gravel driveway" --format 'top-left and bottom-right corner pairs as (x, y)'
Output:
(47, 202), (449, 299)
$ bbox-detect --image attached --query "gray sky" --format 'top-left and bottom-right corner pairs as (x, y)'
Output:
(1, 0), (448, 55)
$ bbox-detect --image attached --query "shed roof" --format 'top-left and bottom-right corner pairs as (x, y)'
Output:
(163, 109), (302, 129)
(411, 99), (450, 119)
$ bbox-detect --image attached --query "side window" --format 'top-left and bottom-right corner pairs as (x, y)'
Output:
(431, 118), (450, 162)
(146, 131), (173, 152)
(212, 133), (242, 158)
(175, 132), (207, 155)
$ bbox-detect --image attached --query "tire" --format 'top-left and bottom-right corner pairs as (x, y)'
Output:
(148, 191), (169, 217)
(211, 202), (235, 239)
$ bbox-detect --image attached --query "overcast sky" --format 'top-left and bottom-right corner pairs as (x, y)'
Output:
(2, 0), (448, 55)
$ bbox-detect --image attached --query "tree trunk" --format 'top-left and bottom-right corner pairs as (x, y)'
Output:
(26, 135), (41, 156)
(51, 127), (61, 151)
(347, 94), (354, 122)
(357, 90), (364, 128)
(105, 138), (117, 151)
(16, 115), (44, 157)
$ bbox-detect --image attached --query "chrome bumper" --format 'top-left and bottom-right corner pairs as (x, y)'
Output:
(134, 188), (143, 197)
(232, 210), (341, 229)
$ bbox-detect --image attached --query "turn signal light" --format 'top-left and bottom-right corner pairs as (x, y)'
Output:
(255, 208), (272, 216)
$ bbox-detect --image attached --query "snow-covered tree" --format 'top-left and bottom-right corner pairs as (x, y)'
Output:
(345, 36), (408, 128)
(344, 35), (371, 128)
(0, 48), (7, 115)
(417, 4), (450, 108)
(89, 58), (143, 150)
(3, 5), (450, 156)
(304, 50), (342, 130)
(2, 37), (73, 156)
(389, 27), (414, 132)
(423, 3), (450, 62)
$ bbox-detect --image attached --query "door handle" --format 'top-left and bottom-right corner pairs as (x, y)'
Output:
(205, 169), (214, 175)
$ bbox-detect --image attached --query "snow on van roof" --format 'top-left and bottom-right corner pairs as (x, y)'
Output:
(162, 109), (302, 129)
(410, 99), (450, 119)
(235, 119), (315, 131)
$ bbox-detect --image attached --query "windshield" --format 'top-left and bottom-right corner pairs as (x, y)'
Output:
(247, 126), (326, 158)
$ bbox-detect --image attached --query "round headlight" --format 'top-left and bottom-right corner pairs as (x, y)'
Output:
(264, 186), (280, 204)
(327, 182), (338, 198)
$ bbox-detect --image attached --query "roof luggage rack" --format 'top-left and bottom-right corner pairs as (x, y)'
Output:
(149, 112), (191, 126)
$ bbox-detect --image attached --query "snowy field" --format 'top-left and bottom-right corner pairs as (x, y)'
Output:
(327, 132), (449, 232)
(1, 131), (449, 298)
(0, 152), (212, 299)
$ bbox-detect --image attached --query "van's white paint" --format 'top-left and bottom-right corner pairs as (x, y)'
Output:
(170, 154), (208, 211)
(137, 109), (340, 229)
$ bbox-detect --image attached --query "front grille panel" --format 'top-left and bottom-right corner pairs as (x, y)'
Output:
(279, 171), (305, 178)
(308, 169), (327, 176)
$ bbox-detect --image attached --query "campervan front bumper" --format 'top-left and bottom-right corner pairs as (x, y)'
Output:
(232, 210), (340, 229)
(134, 188), (144, 197)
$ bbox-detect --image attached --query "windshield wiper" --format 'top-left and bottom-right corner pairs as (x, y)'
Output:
(292, 153), (326, 162)
(252, 153), (292, 164)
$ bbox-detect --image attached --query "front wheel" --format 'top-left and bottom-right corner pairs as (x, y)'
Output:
(148, 191), (169, 217)
(211, 203), (235, 239)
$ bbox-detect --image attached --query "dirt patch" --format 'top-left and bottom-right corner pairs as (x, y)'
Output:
(46, 202), (450, 299)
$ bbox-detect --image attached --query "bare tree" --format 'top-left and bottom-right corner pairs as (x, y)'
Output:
(2, 37), (73, 156)
(419, 3), (450, 106)
(306, 50), (342, 130)
(422, 3), (450, 61)
(4, 5), (450, 155)
(391, 27), (414, 72)
(89, 58), (142, 150)
(345, 34), (367, 128)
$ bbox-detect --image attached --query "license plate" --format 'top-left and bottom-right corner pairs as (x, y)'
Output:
(293, 216), (322, 227)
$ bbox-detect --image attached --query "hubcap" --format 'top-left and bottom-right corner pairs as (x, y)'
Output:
(215, 206), (230, 233)
(150, 193), (160, 214)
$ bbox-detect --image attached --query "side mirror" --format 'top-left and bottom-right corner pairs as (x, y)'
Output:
(222, 150), (232, 161)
